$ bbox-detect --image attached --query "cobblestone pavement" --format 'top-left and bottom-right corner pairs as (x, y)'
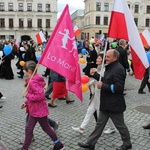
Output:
(0, 53), (150, 150)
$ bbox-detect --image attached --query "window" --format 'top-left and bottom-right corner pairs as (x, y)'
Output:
(146, 6), (150, 14)
(46, 19), (50, 28)
(19, 18), (24, 28)
(145, 19), (150, 27)
(0, 18), (5, 27)
(38, 19), (42, 28)
(46, 4), (50, 12)
(0, 2), (4, 11)
(104, 3), (109, 11)
(134, 18), (138, 26)
(37, 3), (42, 11)
(9, 18), (13, 28)
(95, 33), (100, 39)
(128, 4), (130, 9)
(27, 3), (32, 11)
(96, 16), (100, 25)
(18, 3), (23, 11)
(9, 35), (14, 40)
(134, 5), (139, 13)
(8, 3), (13, 11)
(27, 18), (32, 28)
(87, 33), (89, 40)
(0, 35), (5, 39)
(103, 17), (108, 25)
(96, 2), (101, 11)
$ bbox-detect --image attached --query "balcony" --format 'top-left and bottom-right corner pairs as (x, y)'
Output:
(18, 9), (23, 11)
(27, 9), (32, 12)
(8, 9), (14, 11)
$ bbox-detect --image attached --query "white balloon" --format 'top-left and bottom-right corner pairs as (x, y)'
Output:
(0, 51), (3, 57)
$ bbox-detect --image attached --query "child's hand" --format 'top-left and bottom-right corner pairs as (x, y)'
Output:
(22, 91), (27, 98)
(21, 103), (26, 109)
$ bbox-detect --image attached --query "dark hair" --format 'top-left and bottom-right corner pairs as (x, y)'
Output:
(23, 61), (37, 73)
(97, 53), (104, 59)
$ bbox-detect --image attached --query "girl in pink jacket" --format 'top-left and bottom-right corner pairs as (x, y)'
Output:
(21, 61), (64, 150)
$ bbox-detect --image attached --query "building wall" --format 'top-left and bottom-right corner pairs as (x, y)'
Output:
(0, 0), (57, 42)
(73, 0), (150, 41)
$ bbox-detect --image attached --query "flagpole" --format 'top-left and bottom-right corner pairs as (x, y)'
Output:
(99, 38), (108, 81)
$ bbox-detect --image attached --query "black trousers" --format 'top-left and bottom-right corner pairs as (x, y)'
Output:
(86, 111), (131, 147)
(139, 69), (150, 92)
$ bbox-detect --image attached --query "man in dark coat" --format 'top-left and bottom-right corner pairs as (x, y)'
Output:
(116, 39), (130, 73)
(78, 49), (132, 150)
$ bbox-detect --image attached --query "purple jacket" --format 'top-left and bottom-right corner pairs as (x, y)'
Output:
(25, 74), (49, 117)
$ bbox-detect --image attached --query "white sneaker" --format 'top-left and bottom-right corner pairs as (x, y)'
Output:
(104, 128), (115, 134)
(72, 127), (84, 134)
(0, 96), (6, 100)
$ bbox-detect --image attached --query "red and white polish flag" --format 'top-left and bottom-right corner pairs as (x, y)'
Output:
(140, 29), (150, 48)
(74, 24), (81, 36)
(36, 31), (47, 44)
(108, 0), (149, 80)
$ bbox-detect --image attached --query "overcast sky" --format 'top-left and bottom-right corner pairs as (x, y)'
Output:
(57, 0), (84, 18)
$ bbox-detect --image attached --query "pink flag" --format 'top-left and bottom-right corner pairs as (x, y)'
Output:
(108, 0), (149, 80)
(39, 5), (82, 101)
(36, 31), (46, 44)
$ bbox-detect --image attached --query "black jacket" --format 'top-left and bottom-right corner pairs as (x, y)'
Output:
(51, 72), (66, 82)
(116, 46), (129, 71)
(93, 61), (126, 113)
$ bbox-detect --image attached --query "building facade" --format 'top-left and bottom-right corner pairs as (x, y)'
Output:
(72, 0), (150, 40)
(0, 0), (57, 41)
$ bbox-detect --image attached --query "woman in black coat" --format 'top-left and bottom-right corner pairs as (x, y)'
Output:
(0, 43), (14, 80)
(83, 44), (98, 77)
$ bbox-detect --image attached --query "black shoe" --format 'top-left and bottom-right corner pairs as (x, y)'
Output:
(123, 93), (126, 96)
(17, 72), (22, 75)
(89, 93), (94, 99)
(58, 97), (66, 100)
(18, 76), (23, 79)
(138, 91), (146, 94)
(116, 144), (132, 150)
(53, 145), (64, 150)
(45, 95), (50, 99)
(142, 123), (150, 129)
(48, 103), (57, 107)
(42, 74), (47, 77)
(66, 100), (75, 104)
(78, 143), (95, 150)
(0, 106), (3, 108)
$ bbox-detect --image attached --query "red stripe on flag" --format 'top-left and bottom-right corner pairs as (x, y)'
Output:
(74, 29), (81, 36)
(36, 33), (42, 44)
(140, 33), (149, 48)
(130, 47), (146, 79)
(108, 11), (128, 40)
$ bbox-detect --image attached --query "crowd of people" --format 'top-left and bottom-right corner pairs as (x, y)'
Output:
(0, 36), (150, 150)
